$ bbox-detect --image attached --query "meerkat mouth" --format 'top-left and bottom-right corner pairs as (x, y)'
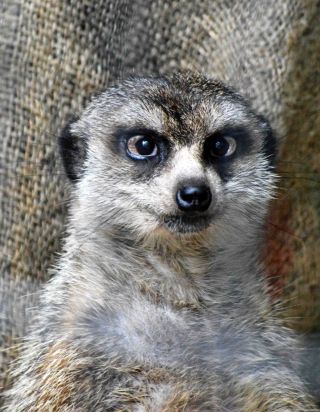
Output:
(162, 214), (212, 234)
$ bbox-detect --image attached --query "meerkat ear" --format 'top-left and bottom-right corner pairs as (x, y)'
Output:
(257, 115), (278, 168)
(58, 118), (88, 182)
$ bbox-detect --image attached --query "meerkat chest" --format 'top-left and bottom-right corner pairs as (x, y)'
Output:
(89, 299), (202, 362)
(142, 253), (210, 306)
(83, 279), (232, 361)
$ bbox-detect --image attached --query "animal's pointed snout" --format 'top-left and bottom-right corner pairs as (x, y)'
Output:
(176, 185), (212, 212)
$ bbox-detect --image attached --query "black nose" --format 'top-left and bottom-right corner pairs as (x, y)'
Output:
(176, 185), (212, 212)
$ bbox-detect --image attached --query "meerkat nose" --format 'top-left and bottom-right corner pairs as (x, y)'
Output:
(176, 185), (212, 212)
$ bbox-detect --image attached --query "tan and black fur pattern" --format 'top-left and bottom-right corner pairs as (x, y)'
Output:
(3, 73), (317, 411)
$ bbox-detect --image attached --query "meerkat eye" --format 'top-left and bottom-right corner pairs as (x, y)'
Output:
(209, 136), (237, 158)
(126, 135), (158, 159)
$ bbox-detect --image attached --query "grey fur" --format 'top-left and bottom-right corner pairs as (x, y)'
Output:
(3, 73), (317, 411)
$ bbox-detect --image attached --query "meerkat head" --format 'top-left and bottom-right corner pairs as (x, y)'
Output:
(59, 73), (277, 243)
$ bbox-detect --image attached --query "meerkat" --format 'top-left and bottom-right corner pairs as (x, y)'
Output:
(3, 73), (317, 411)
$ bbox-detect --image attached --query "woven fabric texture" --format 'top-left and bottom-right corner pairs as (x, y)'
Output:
(0, 0), (319, 395)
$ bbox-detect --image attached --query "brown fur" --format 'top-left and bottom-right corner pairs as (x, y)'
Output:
(3, 74), (317, 411)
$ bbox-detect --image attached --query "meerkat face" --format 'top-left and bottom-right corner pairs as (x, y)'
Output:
(59, 74), (276, 239)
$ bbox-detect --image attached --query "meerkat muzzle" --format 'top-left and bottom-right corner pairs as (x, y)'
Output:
(176, 185), (212, 212)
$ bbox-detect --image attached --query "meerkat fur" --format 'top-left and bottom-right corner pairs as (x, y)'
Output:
(3, 73), (317, 411)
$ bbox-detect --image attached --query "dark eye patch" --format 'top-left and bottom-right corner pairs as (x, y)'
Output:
(113, 127), (171, 181)
(203, 126), (252, 181)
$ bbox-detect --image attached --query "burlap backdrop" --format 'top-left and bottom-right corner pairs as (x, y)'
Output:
(1, 0), (319, 399)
